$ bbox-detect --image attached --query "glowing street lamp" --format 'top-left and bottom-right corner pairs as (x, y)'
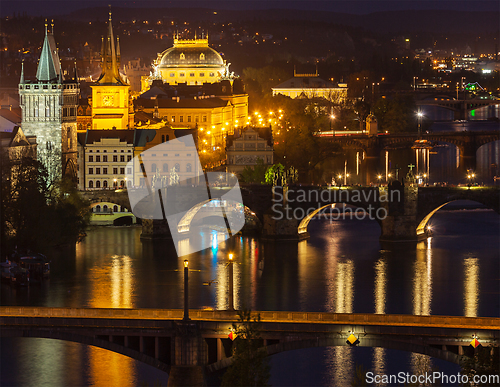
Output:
(183, 260), (190, 321)
(228, 253), (234, 310)
(377, 174), (382, 186)
(417, 110), (424, 136)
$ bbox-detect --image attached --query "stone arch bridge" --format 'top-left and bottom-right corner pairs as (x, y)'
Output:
(80, 185), (499, 242)
(1, 307), (498, 385)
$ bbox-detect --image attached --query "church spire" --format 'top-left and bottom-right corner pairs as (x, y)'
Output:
(36, 20), (62, 82)
(96, 7), (126, 85)
(19, 61), (25, 84)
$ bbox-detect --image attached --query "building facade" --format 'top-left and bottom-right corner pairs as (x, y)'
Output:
(272, 72), (347, 103)
(90, 12), (134, 131)
(226, 128), (274, 175)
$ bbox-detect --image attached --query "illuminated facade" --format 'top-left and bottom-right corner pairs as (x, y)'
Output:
(153, 33), (229, 86)
(272, 72), (347, 103)
(226, 128), (274, 175)
(18, 23), (79, 182)
(90, 12), (134, 130)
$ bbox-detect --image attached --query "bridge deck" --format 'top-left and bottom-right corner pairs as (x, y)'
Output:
(1, 307), (498, 330)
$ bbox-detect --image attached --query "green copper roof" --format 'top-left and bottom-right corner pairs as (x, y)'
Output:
(36, 25), (62, 83)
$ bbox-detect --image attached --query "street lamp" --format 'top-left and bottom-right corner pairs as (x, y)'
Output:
(337, 174), (342, 188)
(417, 111), (424, 136)
(377, 174), (382, 186)
(330, 114), (336, 136)
(228, 253), (234, 311)
(183, 260), (190, 321)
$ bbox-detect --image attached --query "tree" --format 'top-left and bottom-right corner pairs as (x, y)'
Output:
(239, 158), (267, 184)
(461, 346), (499, 386)
(1, 150), (90, 251)
(221, 309), (271, 387)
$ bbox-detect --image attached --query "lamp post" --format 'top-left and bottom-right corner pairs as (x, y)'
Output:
(337, 174), (342, 188)
(228, 253), (234, 311)
(377, 174), (382, 187)
(330, 114), (335, 136)
(417, 110), (424, 136)
(183, 260), (190, 321)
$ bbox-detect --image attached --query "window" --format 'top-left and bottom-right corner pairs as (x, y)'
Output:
(103, 155), (108, 162)
(120, 168), (125, 174)
(103, 205), (108, 212)
(120, 180), (124, 187)
(151, 164), (157, 172)
(161, 135), (165, 142)
(171, 116), (175, 122)
(187, 116), (191, 122)
(113, 168), (118, 174)
(174, 163), (180, 172)
(202, 116), (207, 122)
(127, 155), (131, 162)
(175, 154), (180, 157)
(96, 181), (101, 188)
(113, 155), (117, 162)
(179, 116), (184, 123)
(209, 72), (215, 77)
(96, 168), (101, 175)
(113, 205), (119, 212)
(190, 73), (195, 77)
(89, 168), (93, 174)
(180, 53), (185, 60)
(95, 204), (100, 212)
(170, 73), (175, 77)
(127, 168), (132, 174)
(120, 155), (125, 162)
(186, 163), (192, 172)
(103, 180), (108, 188)
(180, 73), (185, 77)
(163, 163), (169, 172)
(200, 72), (205, 77)
(195, 116), (199, 123)
(89, 181), (93, 188)
(89, 156), (94, 162)
(200, 53), (205, 60)
(140, 178), (145, 186)
(96, 155), (100, 162)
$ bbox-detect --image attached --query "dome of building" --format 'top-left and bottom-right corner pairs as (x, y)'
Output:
(159, 46), (224, 67)
(154, 36), (226, 85)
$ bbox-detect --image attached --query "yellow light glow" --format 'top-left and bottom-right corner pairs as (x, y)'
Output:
(184, 260), (189, 268)
(229, 253), (233, 261)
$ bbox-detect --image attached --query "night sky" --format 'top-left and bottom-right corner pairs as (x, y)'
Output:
(1, 0), (499, 17)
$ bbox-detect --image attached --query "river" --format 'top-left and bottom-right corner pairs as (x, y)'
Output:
(1, 203), (499, 386)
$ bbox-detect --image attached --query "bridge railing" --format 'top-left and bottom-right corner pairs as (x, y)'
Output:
(1, 307), (499, 330)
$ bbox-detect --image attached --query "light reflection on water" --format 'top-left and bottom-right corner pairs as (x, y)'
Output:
(1, 208), (498, 386)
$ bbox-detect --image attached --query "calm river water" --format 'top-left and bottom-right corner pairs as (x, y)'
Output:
(1, 204), (499, 386)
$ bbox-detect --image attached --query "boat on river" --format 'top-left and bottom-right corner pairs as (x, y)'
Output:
(19, 254), (50, 283)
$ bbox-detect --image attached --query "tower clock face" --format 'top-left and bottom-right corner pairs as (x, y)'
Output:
(102, 95), (114, 106)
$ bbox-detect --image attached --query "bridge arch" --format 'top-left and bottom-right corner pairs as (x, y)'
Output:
(177, 199), (257, 234)
(207, 336), (462, 373)
(2, 329), (171, 373)
(417, 198), (500, 237)
(298, 203), (382, 236)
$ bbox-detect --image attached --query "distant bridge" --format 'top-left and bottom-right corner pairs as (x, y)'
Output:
(80, 186), (500, 241)
(415, 97), (499, 120)
(1, 307), (498, 375)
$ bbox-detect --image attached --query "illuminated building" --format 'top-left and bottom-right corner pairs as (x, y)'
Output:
(152, 33), (229, 86)
(18, 22), (79, 182)
(77, 130), (134, 190)
(226, 127), (274, 175)
(90, 11), (134, 130)
(135, 79), (248, 146)
(272, 70), (347, 103)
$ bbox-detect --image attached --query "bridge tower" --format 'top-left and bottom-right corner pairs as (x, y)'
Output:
(19, 21), (79, 183)
(379, 170), (426, 241)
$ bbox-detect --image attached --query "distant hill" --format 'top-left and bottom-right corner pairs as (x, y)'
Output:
(63, 7), (499, 34)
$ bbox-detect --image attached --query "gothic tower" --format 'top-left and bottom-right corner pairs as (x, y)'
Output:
(90, 10), (134, 130)
(18, 22), (79, 183)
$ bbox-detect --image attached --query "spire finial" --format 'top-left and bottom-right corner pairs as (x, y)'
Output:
(51, 19), (54, 34)
(109, 4), (112, 21)
(45, 19), (48, 35)
(20, 60), (25, 84)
